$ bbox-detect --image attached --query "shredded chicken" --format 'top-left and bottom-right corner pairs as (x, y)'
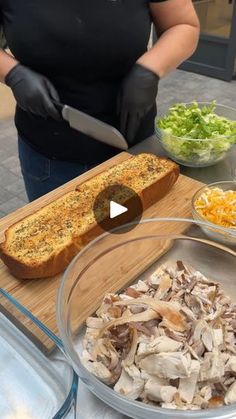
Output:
(135, 336), (182, 363)
(144, 377), (177, 403)
(179, 360), (200, 403)
(82, 261), (236, 411)
(114, 365), (144, 400)
(139, 352), (191, 379)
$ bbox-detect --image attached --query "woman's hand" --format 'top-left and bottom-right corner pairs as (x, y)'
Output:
(117, 63), (159, 144)
(5, 64), (60, 120)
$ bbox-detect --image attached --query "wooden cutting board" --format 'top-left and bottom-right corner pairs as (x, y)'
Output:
(0, 152), (204, 353)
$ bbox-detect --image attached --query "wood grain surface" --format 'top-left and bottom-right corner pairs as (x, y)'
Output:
(0, 152), (203, 353)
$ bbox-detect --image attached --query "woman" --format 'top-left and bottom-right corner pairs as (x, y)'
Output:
(0, 0), (199, 201)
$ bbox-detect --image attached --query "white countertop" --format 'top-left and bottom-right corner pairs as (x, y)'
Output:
(77, 382), (129, 419)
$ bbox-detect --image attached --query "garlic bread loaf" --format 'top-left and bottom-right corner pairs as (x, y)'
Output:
(0, 154), (179, 279)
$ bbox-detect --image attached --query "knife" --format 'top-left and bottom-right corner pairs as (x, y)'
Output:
(55, 102), (129, 150)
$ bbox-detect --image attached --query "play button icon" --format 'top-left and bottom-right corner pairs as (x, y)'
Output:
(110, 201), (128, 219)
(93, 184), (143, 234)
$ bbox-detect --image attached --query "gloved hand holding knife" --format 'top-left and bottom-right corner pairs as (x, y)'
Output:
(5, 62), (159, 148)
(5, 63), (61, 120)
(5, 63), (129, 150)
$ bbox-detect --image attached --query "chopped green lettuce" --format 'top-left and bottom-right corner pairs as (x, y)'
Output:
(156, 102), (236, 165)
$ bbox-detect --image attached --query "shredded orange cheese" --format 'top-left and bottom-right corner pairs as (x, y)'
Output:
(195, 187), (236, 229)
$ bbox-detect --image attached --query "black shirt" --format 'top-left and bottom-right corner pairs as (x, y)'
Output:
(0, 0), (165, 163)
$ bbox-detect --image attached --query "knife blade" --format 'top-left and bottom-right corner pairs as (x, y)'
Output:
(56, 103), (128, 150)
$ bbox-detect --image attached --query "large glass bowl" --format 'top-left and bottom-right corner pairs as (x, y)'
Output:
(155, 103), (236, 168)
(57, 218), (236, 419)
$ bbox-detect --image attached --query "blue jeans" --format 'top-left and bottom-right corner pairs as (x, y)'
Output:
(18, 137), (95, 201)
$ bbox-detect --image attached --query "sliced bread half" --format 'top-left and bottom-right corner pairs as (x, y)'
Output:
(0, 153), (179, 279)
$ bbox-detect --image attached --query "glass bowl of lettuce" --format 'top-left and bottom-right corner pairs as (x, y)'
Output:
(155, 102), (236, 167)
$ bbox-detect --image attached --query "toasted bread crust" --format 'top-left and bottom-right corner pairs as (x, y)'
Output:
(0, 239), (82, 279)
(0, 154), (179, 279)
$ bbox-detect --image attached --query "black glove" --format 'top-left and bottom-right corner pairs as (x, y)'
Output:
(117, 63), (159, 144)
(5, 64), (60, 120)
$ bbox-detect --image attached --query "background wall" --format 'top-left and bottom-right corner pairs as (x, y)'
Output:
(0, 84), (15, 119)
(0, 48), (16, 119)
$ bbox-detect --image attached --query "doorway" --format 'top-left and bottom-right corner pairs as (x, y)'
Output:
(180, 0), (236, 81)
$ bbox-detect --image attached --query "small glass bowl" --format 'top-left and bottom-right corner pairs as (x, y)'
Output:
(192, 181), (236, 246)
(155, 103), (236, 168)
